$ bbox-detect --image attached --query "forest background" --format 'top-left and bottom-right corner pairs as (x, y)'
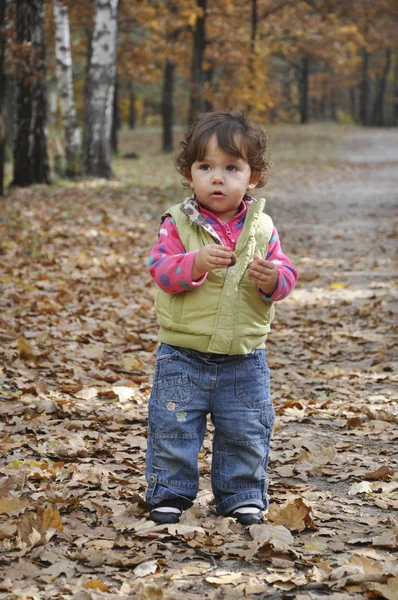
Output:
(0, 0), (398, 191)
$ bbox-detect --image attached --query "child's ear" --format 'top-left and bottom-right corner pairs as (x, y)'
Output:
(184, 172), (194, 189)
(247, 171), (261, 190)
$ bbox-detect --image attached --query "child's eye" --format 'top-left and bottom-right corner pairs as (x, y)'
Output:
(226, 165), (238, 171)
(199, 164), (210, 171)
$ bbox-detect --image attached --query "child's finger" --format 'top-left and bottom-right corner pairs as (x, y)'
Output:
(252, 253), (268, 266)
(249, 262), (273, 275)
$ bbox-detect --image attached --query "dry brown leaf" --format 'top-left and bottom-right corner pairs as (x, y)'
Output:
(267, 498), (317, 532)
(245, 582), (268, 594)
(75, 387), (99, 400)
(372, 530), (398, 549)
(362, 466), (394, 481)
(18, 505), (63, 545)
(206, 571), (243, 585)
(0, 495), (29, 515)
(248, 523), (296, 557)
(371, 574), (398, 600)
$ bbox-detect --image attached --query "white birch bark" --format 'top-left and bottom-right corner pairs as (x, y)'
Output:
(84, 0), (118, 178)
(53, 0), (82, 177)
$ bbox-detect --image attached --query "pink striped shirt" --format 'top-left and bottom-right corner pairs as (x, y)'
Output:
(148, 201), (297, 301)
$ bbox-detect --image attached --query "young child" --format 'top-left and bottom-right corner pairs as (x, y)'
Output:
(146, 110), (298, 526)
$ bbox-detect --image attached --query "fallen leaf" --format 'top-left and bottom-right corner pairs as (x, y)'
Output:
(348, 481), (373, 495)
(17, 335), (36, 360)
(362, 466), (394, 481)
(206, 572), (243, 585)
(84, 579), (110, 592)
(112, 386), (135, 402)
(0, 495), (29, 514)
(18, 505), (63, 545)
(267, 498), (317, 532)
(134, 560), (159, 578)
(328, 283), (347, 289)
(371, 574), (398, 600)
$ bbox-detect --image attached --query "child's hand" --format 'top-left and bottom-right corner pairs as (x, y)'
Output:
(248, 253), (278, 296)
(193, 244), (235, 279)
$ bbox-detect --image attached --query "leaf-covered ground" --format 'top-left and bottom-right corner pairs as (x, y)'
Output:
(0, 126), (397, 599)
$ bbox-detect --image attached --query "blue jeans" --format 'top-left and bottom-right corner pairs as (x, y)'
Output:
(146, 343), (275, 515)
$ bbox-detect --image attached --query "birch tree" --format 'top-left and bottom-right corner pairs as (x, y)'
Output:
(12, 0), (50, 187)
(53, 0), (82, 178)
(83, 0), (118, 178)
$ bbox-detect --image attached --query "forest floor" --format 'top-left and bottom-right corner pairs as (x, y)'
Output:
(0, 125), (397, 599)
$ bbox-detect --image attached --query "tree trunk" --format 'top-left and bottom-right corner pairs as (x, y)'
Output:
(319, 93), (326, 120)
(370, 48), (392, 126)
(204, 65), (214, 112)
(0, 0), (6, 196)
(128, 80), (136, 129)
(12, 0), (50, 187)
(5, 75), (16, 159)
(349, 86), (357, 123)
(250, 0), (257, 55)
(53, 0), (82, 178)
(188, 0), (207, 124)
(83, 0), (119, 178)
(297, 57), (309, 124)
(394, 50), (398, 126)
(329, 83), (337, 122)
(244, 0), (258, 111)
(359, 50), (370, 126)
(162, 57), (175, 153)
(111, 75), (120, 154)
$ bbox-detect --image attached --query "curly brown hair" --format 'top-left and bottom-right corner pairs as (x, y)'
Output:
(175, 110), (273, 189)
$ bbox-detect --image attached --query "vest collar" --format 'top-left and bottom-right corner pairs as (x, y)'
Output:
(180, 194), (258, 245)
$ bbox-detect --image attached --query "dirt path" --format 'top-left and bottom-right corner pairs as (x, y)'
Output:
(0, 127), (397, 599)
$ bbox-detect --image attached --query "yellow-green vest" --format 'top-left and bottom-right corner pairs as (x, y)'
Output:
(155, 198), (275, 355)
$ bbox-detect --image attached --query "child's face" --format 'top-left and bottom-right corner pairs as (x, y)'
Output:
(188, 134), (259, 222)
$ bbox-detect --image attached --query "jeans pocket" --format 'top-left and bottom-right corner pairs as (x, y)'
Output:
(152, 346), (198, 410)
(235, 350), (271, 409)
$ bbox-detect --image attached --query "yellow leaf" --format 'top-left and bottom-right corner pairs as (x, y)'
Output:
(6, 460), (25, 469)
(328, 283), (347, 289)
(6, 460), (42, 470)
(84, 579), (110, 592)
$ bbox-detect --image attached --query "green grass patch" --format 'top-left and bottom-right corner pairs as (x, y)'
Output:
(3, 123), (362, 195)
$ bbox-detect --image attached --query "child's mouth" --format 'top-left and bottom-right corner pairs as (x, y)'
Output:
(211, 191), (225, 197)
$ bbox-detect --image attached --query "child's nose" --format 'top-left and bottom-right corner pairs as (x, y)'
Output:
(211, 170), (224, 184)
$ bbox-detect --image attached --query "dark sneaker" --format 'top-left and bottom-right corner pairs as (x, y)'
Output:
(232, 505), (264, 526)
(149, 499), (184, 524)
